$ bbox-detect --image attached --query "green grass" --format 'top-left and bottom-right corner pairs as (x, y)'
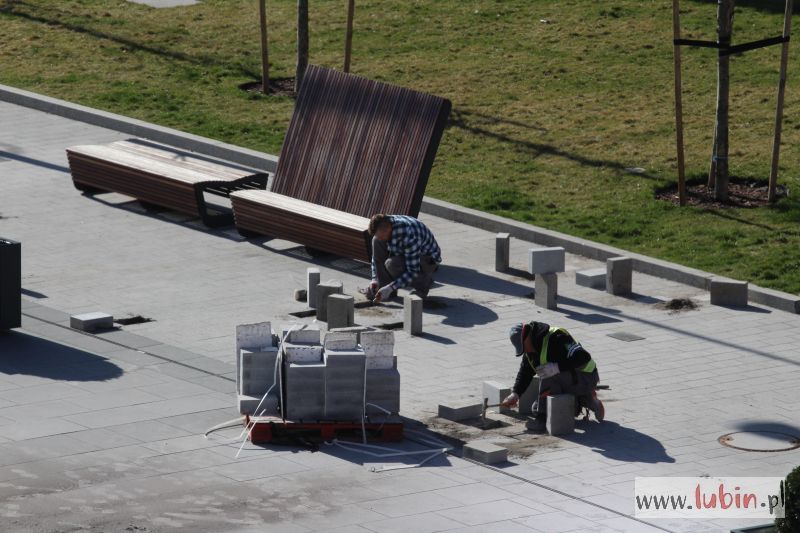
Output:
(1, 0), (799, 293)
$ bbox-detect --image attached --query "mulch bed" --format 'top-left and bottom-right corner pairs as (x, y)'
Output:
(239, 78), (296, 97)
(655, 178), (788, 209)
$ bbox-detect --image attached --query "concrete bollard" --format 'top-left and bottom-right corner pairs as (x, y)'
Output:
(535, 273), (557, 310)
(404, 294), (423, 336)
(606, 257), (632, 296)
(495, 233), (510, 272)
(307, 268), (321, 308)
(327, 294), (355, 328)
(315, 280), (343, 321)
(546, 394), (575, 436)
(709, 277), (748, 307)
(528, 247), (565, 275)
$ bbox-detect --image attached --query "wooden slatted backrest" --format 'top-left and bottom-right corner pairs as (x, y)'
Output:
(272, 65), (451, 218)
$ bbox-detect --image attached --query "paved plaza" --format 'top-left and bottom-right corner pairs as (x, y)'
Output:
(0, 99), (798, 532)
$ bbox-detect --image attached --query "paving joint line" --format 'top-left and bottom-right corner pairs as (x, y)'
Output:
(21, 312), (235, 382)
(406, 435), (675, 533)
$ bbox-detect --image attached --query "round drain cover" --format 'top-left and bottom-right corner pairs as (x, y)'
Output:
(718, 431), (800, 452)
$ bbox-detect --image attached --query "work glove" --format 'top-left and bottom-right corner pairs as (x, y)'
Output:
(374, 283), (395, 303)
(535, 362), (560, 379)
(501, 392), (519, 407)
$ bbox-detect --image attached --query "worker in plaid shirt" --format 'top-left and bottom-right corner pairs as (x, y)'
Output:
(365, 214), (442, 302)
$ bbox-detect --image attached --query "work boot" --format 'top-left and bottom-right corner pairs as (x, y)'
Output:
(590, 390), (605, 422)
(525, 414), (547, 432)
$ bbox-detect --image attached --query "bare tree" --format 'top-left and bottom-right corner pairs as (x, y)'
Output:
(709, 0), (735, 201)
(295, 0), (309, 93)
(259, 0), (269, 94)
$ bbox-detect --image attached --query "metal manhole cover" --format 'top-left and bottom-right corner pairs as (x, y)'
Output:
(718, 431), (800, 452)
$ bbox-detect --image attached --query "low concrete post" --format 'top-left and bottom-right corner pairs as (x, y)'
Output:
(327, 294), (355, 328)
(606, 257), (632, 296)
(535, 273), (557, 310)
(315, 280), (343, 321)
(307, 268), (321, 308)
(495, 233), (510, 272)
(404, 294), (423, 336)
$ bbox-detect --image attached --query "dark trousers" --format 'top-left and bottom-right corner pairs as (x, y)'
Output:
(372, 237), (438, 292)
(534, 369), (599, 415)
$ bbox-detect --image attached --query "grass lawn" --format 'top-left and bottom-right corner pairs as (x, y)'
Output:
(1, 0), (799, 294)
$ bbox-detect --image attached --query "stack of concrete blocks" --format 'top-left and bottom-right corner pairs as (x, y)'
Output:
(606, 256), (633, 296)
(282, 326), (325, 421)
(528, 247), (565, 310)
(324, 340), (367, 421)
(361, 330), (400, 417)
(709, 277), (748, 307)
(235, 322), (280, 416)
(316, 280), (344, 321)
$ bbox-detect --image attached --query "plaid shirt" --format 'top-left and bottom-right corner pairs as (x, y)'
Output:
(371, 215), (442, 289)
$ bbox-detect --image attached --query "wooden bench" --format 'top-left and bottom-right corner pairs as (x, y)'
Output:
(67, 140), (269, 227)
(230, 65), (451, 261)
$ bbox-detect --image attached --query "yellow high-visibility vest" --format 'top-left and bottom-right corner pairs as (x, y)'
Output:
(526, 326), (596, 374)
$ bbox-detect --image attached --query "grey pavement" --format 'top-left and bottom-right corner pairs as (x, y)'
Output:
(1, 99), (799, 532)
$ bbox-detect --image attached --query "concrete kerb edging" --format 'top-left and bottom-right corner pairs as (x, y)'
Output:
(0, 84), (278, 173)
(420, 197), (800, 314)
(3, 83), (797, 314)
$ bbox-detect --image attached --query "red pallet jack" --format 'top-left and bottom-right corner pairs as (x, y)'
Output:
(244, 415), (404, 445)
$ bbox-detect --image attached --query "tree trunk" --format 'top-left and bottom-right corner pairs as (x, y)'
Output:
(711, 0), (734, 201)
(344, 0), (355, 73)
(295, 0), (309, 93)
(259, 0), (269, 94)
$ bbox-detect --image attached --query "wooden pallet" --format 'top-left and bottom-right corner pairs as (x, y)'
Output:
(245, 416), (403, 444)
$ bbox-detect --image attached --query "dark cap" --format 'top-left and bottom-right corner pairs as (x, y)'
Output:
(509, 323), (527, 357)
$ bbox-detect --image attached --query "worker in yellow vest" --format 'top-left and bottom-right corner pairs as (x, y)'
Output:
(502, 321), (604, 429)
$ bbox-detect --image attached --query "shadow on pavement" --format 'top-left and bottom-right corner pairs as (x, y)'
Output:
(731, 420), (800, 440)
(436, 265), (532, 297)
(0, 331), (123, 382)
(565, 420), (676, 464)
(422, 296), (498, 327)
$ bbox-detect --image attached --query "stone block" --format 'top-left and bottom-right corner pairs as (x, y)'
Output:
(404, 294), (423, 336)
(366, 355), (396, 370)
(307, 268), (321, 308)
(70, 312), (113, 332)
(362, 343), (394, 357)
(463, 441), (508, 465)
(495, 233), (510, 272)
(323, 331), (359, 351)
(482, 381), (510, 409)
(294, 288), (307, 302)
(316, 281), (343, 321)
(575, 268), (607, 290)
(606, 256), (633, 296)
(360, 330), (394, 347)
(709, 277), (748, 307)
(238, 394), (279, 417)
(438, 402), (483, 422)
(235, 322), (274, 395)
(518, 376), (540, 416)
(329, 326), (374, 343)
(546, 394), (575, 436)
(325, 349), (367, 420)
(240, 347), (279, 369)
(285, 362), (325, 420)
(327, 293), (355, 328)
(282, 342), (323, 363)
(282, 326), (320, 344)
(535, 273), (557, 310)
(528, 247), (565, 275)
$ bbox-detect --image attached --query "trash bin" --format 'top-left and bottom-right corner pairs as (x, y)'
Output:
(0, 238), (21, 330)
